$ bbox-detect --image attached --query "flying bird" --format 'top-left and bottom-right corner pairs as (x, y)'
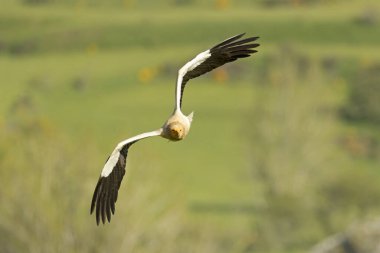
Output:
(90, 33), (260, 225)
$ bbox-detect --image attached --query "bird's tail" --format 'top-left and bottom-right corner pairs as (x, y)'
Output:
(187, 112), (194, 123)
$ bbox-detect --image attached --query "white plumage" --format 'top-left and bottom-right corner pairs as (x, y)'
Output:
(175, 50), (211, 109)
(100, 130), (162, 177)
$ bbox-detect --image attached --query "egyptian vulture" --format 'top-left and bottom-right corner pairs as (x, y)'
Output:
(90, 33), (260, 225)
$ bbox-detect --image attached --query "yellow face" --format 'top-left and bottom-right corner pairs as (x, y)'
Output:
(169, 123), (185, 140)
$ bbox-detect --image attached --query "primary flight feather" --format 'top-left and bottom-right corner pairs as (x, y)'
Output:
(90, 33), (260, 225)
(175, 33), (259, 109)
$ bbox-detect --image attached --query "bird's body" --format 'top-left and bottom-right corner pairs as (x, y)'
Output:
(162, 109), (193, 141)
(91, 33), (260, 225)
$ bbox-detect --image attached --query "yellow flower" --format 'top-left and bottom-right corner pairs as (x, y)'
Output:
(215, 0), (230, 10)
(124, 0), (135, 9)
(212, 68), (228, 83)
(86, 43), (98, 55)
(138, 67), (157, 83)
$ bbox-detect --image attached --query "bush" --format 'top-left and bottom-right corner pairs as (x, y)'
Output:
(248, 52), (380, 252)
(341, 63), (380, 125)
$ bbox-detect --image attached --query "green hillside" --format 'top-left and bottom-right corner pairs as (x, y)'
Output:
(1, 1), (380, 252)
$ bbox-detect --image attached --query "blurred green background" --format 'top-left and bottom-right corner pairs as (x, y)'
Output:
(1, 0), (380, 252)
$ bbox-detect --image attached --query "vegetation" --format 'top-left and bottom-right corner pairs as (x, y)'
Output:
(0, 1), (379, 252)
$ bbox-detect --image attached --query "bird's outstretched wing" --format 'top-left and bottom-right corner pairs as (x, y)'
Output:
(175, 33), (260, 110)
(90, 129), (162, 225)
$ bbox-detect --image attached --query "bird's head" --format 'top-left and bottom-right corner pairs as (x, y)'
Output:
(168, 122), (185, 141)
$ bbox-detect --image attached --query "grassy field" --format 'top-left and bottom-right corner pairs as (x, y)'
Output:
(1, 1), (380, 252)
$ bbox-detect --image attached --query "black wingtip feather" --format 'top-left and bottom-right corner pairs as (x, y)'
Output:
(90, 177), (102, 214)
(106, 189), (112, 222)
(211, 33), (246, 50)
(228, 43), (260, 52)
(212, 35), (260, 60)
(221, 36), (259, 48)
(95, 188), (101, 225)
(230, 49), (257, 55)
(91, 142), (135, 225)
(234, 54), (251, 58)
(91, 174), (116, 225)
(178, 34), (260, 107)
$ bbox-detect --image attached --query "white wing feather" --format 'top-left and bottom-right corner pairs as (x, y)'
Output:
(175, 50), (211, 110)
(101, 129), (162, 177)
